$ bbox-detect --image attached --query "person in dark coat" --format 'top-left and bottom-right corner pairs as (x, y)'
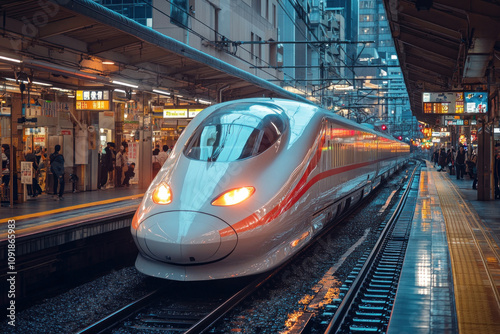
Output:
(433, 149), (439, 167)
(438, 148), (447, 171)
(50, 144), (65, 200)
(455, 146), (466, 179)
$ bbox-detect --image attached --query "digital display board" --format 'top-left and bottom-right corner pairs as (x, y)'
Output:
(76, 90), (111, 110)
(464, 92), (488, 113)
(422, 91), (488, 114)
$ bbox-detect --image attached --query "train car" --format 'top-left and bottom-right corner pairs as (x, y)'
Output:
(131, 98), (410, 281)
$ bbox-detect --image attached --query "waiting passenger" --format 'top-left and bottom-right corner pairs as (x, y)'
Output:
(50, 144), (65, 200)
(455, 146), (466, 179)
(158, 145), (169, 166)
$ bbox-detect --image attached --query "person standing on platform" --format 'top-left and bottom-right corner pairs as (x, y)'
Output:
(115, 145), (125, 187)
(438, 148), (447, 171)
(433, 149), (439, 167)
(50, 144), (65, 200)
(455, 146), (466, 179)
(158, 145), (169, 166)
(469, 150), (478, 190)
(103, 142), (116, 189)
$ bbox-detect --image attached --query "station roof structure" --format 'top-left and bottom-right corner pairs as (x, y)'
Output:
(382, 0), (500, 123)
(0, 0), (310, 104)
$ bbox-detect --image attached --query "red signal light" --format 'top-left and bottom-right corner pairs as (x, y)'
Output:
(381, 124), (387, 131)
(398, 136), (402, 140)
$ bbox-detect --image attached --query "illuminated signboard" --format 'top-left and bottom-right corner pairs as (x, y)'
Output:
(162, 108), (204, 118)
(432, 132), (450, 137)
(188, 109), (203, 118)
(163, 109), (188, 118)
(76, 90), (111, 110)
(76, 90), (110, 101)
(76, 100), (110, 110)
(464, 92), (488, 113)
(423, 91), (488, 114)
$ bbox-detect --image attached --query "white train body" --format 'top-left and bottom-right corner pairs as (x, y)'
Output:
(131, 98), (410, 281)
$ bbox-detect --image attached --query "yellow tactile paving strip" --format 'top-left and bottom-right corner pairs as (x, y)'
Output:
(0, 204), (138, 241)
(431, 162), (500, 333)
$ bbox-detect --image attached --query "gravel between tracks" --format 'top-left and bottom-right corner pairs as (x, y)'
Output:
(0, 267), (154, 333)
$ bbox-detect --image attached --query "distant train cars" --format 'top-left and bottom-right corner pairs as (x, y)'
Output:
(131, 98), (410, 281)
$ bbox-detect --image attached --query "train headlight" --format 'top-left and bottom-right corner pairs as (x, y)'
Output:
(212, 186), (255, 206)
(152, 182), (173, 205)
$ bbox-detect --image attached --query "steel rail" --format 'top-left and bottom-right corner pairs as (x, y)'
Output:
(324, 162), (420, 333)
(76, 289), (164, 334)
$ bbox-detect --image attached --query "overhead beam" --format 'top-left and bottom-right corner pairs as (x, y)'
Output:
(398, 30), (459, 60)
(88, 35), (141, 54)
(38, 17), (95, 38)
(404, 54), (455, 77)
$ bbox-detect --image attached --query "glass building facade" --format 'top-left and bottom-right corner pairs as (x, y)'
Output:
(94, 0), (153, 27)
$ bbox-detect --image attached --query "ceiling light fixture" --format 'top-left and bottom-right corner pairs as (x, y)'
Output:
(112, 80), (138, 89)
(0, 55), (22, 63)
(153, 89), (171, 96)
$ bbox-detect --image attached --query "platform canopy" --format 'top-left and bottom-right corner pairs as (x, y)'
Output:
(382, 0), (500, 123)
(0, 0), (310, 104)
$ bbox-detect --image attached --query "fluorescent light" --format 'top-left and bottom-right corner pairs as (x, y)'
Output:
(198, 99), (211, 104)
(102, 61), (115, 65)
(112, 80), (138, 88)
(33, 81), (52, 86)
(114, 89), (126, 93)
(0, 55), (22, 63)
(51, 87), (73, 92)
(153, 89), (171, 96)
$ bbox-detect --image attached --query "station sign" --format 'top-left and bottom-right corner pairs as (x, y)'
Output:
(76, 90), (111, 110)
(162, 108), (205, 119)
(422, 91), (488, 114)
(76, 90), (110, 101)
(432, 132), (450, 137)
(163, 109), (188, 118)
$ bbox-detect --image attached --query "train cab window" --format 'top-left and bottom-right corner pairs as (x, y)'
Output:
(184, 103), (286, 162)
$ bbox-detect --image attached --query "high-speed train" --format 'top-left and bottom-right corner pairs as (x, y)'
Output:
(131, 98), (410, 281)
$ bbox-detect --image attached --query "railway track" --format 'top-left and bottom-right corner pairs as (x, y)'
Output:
(322, 161), (421, 333)
(77, 270), (279, 333)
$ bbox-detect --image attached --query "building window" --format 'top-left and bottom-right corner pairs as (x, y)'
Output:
(253, 0), (261, 15)
(171, 0), (189, 28)
(360, 14), (374, 22)
(360, 1), (375, 9)
(361, 27), (374, 34)
(273, 4), (277, 28)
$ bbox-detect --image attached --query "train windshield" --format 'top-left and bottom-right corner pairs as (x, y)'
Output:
(184, 103), (286, 162)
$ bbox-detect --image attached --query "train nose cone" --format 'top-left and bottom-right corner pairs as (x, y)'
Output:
(135, 211), (237, 264)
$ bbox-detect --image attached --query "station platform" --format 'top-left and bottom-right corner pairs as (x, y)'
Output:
(0, 185), (146, 240)
(389, 161), (500, 333)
